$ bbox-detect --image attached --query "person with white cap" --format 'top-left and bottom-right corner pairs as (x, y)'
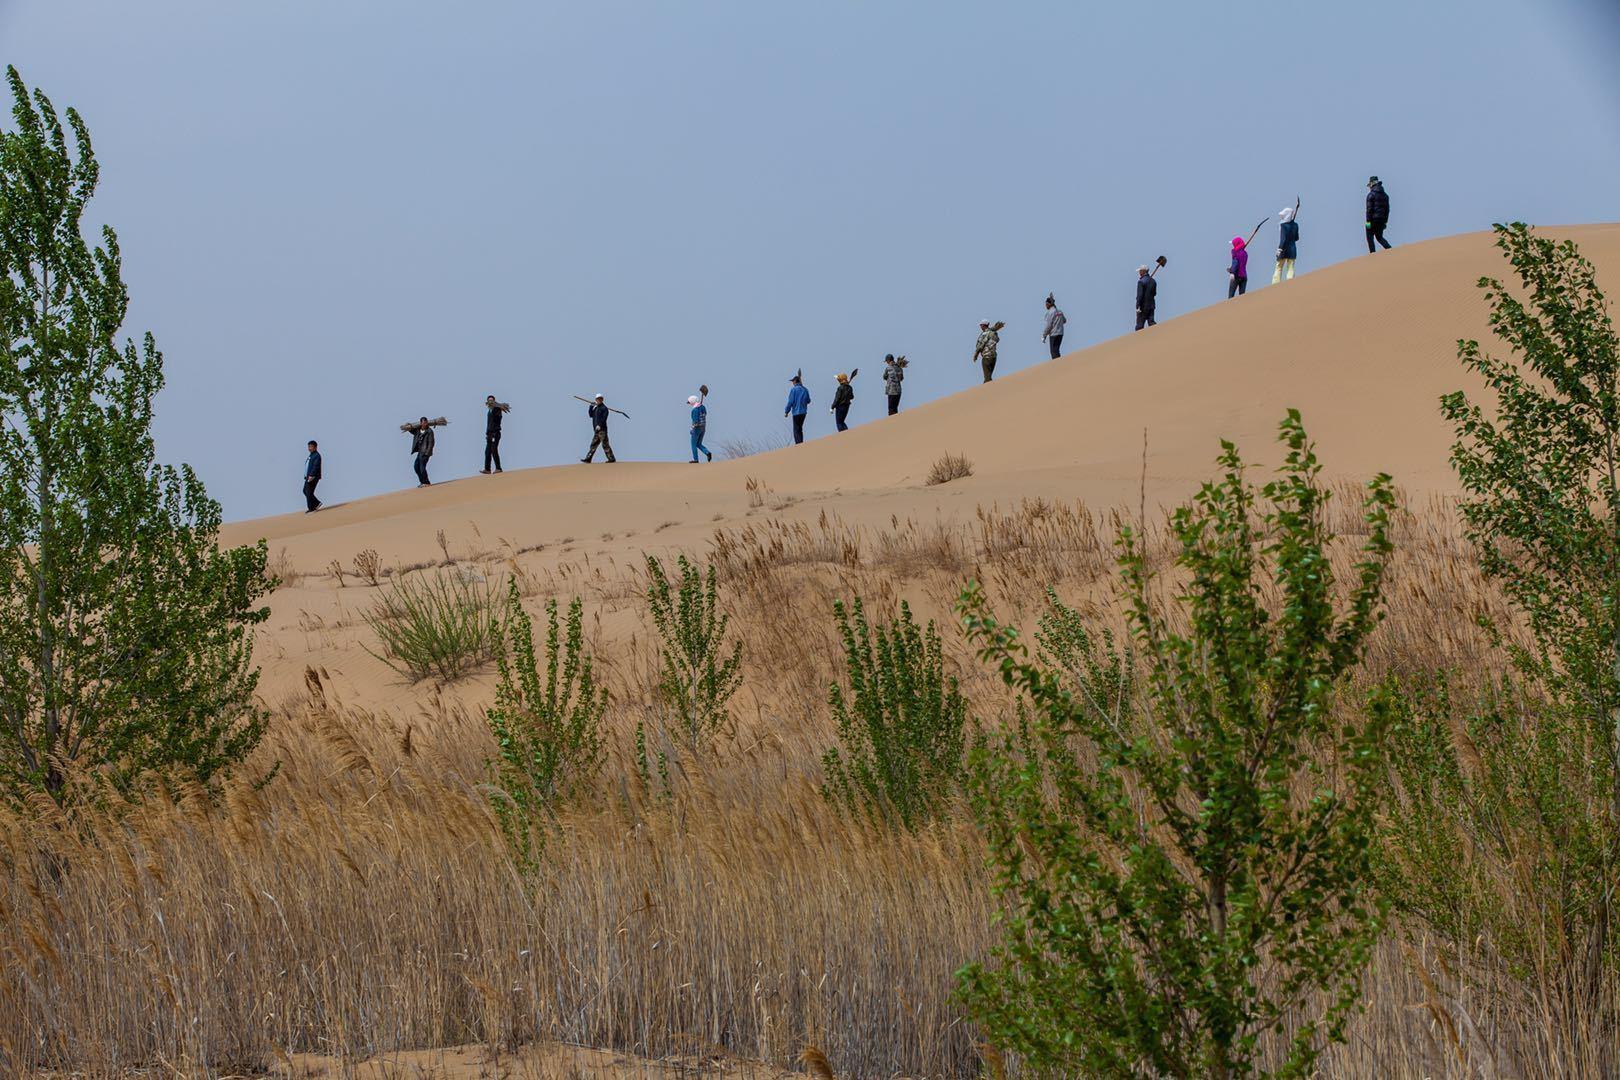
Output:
(1273, 205), (1301, 283)
(972, 319), (999, 383)
(580, 393), (616, 463)
(687, 394), (711, 462)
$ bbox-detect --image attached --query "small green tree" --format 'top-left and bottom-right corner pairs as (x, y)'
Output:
(643, 554), (743, 752)
(958, 412), (1395, 1078)
(486, 581), (606, 865)
(1382, 223), (1620, 1055)
(820, 598), (969, 829)
(0, 67), (270, 805)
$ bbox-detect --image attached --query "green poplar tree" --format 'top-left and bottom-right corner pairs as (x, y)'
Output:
(0, 67), (270, 804)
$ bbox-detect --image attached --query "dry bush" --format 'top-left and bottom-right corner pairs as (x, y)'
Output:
(926, 452), (973, 486)
(352, 547), (384, 587)
(718, 432), (790, 460)
(265, 547), (302, 590)
(0, 494), (1602, 1079)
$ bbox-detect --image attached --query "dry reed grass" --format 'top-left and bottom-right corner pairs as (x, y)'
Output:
(1, 492), (1606, 1078)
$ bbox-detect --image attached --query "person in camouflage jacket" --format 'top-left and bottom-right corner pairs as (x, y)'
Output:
(883, 354), (905, 415)
(973, 319), (999, 383)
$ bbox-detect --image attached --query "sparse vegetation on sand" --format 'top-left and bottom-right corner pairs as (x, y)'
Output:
(926, 451), (974, 485)
(364, 569), (501, 682)
(2, 84), (1616, 1079)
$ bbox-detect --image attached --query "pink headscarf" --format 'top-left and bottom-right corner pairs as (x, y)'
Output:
(1231, 236), (1246, 249)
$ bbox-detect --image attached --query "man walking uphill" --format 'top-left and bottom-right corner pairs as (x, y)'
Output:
(1135, 266), (1157, 330)
(580, 394), (616, 463)
(1365, 176), (1392, 252)
(883, 354), (905, 415)
(973, 319), (999, 383)
(831, 373), (854, 432)
(303, 440), (323, 512)
(408, 417), (435, 486)
(784, 373), (811, 444)
(482, 395), (508, 473)
(1042, 294), (1066, 359)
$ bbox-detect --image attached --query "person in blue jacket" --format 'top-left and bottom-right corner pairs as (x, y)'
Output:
(784, 372), (811, 444)
(303, 440), (323, 513)
(687, 394), (711, 462)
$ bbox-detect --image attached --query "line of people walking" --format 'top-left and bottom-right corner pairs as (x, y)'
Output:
(299, 176), (1396, 510)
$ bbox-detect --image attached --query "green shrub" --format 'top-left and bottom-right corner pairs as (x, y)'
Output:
(0, 68), (270, 805)
(486, 581), (606, 866)
(1382, 223), (1620, 1056)
(958, 412), (1395, 1078)
(820, 598), (969, 829)
(642, 554), (743, 754)
(364, 570), (499, 682)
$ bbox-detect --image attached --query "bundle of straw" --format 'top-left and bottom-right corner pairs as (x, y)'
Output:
(397, 416), (449, 432)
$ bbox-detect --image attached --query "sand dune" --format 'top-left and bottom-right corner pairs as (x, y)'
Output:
(230, 224), (1620, 708)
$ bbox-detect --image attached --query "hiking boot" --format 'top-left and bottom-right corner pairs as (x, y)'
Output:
(705, 450), (713, 462)
(580, 457), (591, 463)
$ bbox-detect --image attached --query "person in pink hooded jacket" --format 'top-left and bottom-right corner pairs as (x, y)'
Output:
(1227, 236), (1249, 298)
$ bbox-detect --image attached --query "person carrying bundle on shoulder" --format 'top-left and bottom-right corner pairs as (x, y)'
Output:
(883, 354), (906, 415)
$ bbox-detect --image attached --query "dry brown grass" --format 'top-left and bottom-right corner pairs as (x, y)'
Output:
(925, 452), (974, 486)
(0, 492), (1608, 1077)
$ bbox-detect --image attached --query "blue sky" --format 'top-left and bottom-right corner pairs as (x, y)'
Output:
(2, 0), (1617, 519)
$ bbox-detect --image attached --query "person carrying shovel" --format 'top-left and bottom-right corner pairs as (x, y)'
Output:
(580, 393), (617, 463)
(973, 319), (1000, 383)
(688, 391), (712, 462)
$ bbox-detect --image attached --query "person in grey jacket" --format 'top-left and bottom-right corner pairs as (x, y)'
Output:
(408, 418), (435, 486)
(883, 354), (905, 415)
(1042, 294), (1066, 359)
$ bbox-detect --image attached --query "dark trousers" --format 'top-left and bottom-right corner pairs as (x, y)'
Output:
(981, 355), (996, 383)
(484, 434), (502, 472)
(834, 404), (850, 432)
(583, 427), (614, 462)
(303, 478), (320, 511)
(1366, 223), (1391, 252)
(413, 453), (431, 485)
(1048, 333), (1063, 359)
(790, 413), (806, 444)
(887, 393), (900, 416)
(1228, 276), (1248, 298)
(1135, 310), (1156, 331)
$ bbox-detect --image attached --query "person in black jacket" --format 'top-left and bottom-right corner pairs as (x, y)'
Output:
(1365, 176), (1392, 252)
(303, 440), (323, 512)
(1135, 266), (1157, 330)
(408, 418), (435, 486)
(580, 393), (616, 463)
(831, 373), (854, 432)
(482, 395), (507, 473)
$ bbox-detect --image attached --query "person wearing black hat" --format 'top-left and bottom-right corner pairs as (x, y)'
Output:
(784, 373), (811, 444)
(1365, 176), (1392, 253)
(883, 354), (905, 415)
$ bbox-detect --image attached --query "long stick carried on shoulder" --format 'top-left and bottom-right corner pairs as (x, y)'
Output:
(573, 393), (628, 417)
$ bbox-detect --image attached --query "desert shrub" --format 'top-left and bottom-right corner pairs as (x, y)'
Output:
(643, 555), (742, 749)
(958, 412), (1395, 1077)
(364, 570), (499, 682)
(1381, 223), (1620, 1064)
(820, 598), (970, 829)
(486, 581), (606, 866)
(352, 548), (383, 587)
(718, 432), (790, 460)
(925, 452), (974, 486)
(0, 68), (270, 805)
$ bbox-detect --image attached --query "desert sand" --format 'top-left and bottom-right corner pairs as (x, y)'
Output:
(227, 224), (1620, 713)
